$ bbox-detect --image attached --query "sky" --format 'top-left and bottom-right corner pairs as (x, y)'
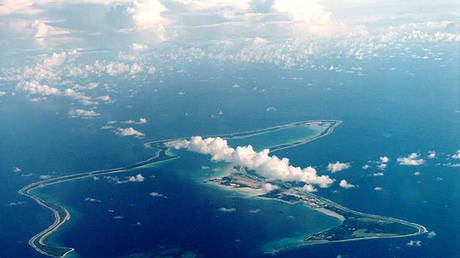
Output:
(0, 0), (458, 148)
(0, 0), (458, 51)
(0, 0), (457, 93)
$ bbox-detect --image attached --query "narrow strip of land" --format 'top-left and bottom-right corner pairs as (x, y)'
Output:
(19, 120), (426, 257)
(19, 150), (178, 257)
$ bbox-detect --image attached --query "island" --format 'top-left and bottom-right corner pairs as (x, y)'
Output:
(19, 120), (426, 257)
(206, 172), (426, 253)
(19, 150), (179, 257)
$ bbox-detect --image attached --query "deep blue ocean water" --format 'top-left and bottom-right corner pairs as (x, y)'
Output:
(1, 57), (458, 257)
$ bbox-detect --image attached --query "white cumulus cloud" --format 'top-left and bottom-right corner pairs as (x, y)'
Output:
(339, 179), (356, 189)
(64, 88), (94, 105)
(327, 161), (351, 173)
(115, 127), (145, 137)
(129, 173), (145, 182)
(300, 184), (317, 192)
(379, 156), (390, 163)
(362, 164), (370, 170)
(407, 240), (422, 247)
(427, 231), (437, 239)
(16, 80), (60, 95)
(427, 150), (436, 159)
(397, 153), (425, 166)
(451, 150), (460, 159)
(127, 0), (168, 40)
(167, 136), (334, 187)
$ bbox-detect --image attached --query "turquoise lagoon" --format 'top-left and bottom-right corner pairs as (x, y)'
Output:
(32, 121), (342, 257)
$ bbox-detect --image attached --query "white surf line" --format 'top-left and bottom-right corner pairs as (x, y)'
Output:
(20, 120), (341, 257)
(19, 150), (178, 257)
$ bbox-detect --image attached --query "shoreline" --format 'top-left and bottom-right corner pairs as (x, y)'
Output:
(18, 151), (178, 257)
(19, 119), (426, 257)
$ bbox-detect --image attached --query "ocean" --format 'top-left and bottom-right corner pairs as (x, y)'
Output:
(0, 58), (458, 257)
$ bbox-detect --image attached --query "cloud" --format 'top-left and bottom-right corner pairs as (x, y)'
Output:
(271, 0), (353, 37)
(451, 150), (460, 159)
(0, 0), (456, 60)
(98, 95), (112, 102)
(406, 240), (422, 247)
(131, 43), (148, 51)
(397, 153), (425, 166)
(0, 0), (41, 15)
(0, 91), (6, 96)
(362, 164), (370, 170)
(129, 173), (144, 182)
(127, 0), (169, 40)
(427, 231), (437, 239)
(377, 163), (387, 170)
(115, 127), (145, 137)
(84, 197), (101, 203)
(379, 156), (390, 163)
(167, 136), (334, 187)
(300, 184), (317, 192)
(150, 191), (166, 198)
(339, 179), (356, 189)
(248, 208), (261, 214)
(427, 150), (436, 159)
(64, 88), (95, 105)
(374, 186), (383, 191)
(263, 183), (279, 192)
(120, 118), (147, 124)
(16, 80), (60, 95)
(327, 161), (351, 173)
(43, 51), (74, 67)
(373, 172), (384, 176)
(219, 207), (236, 212)
(7, 201), (26, 207)
(104, 175), (131, 184)
(69, 108), (100, 118)
(4, 19), (70, 46)
(172, 0), (250, 12)
(272, 0), (331, 24)
(14, 167), (22, 173)
(13, 51), (80, 98)
(413, 171), (421, 176)
(66, 59), (145, 77)
(103, 61), (144, 76)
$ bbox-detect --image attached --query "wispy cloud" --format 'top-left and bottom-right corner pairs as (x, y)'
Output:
(219, 207), (236, 213)
(69, 108), (100, 118)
